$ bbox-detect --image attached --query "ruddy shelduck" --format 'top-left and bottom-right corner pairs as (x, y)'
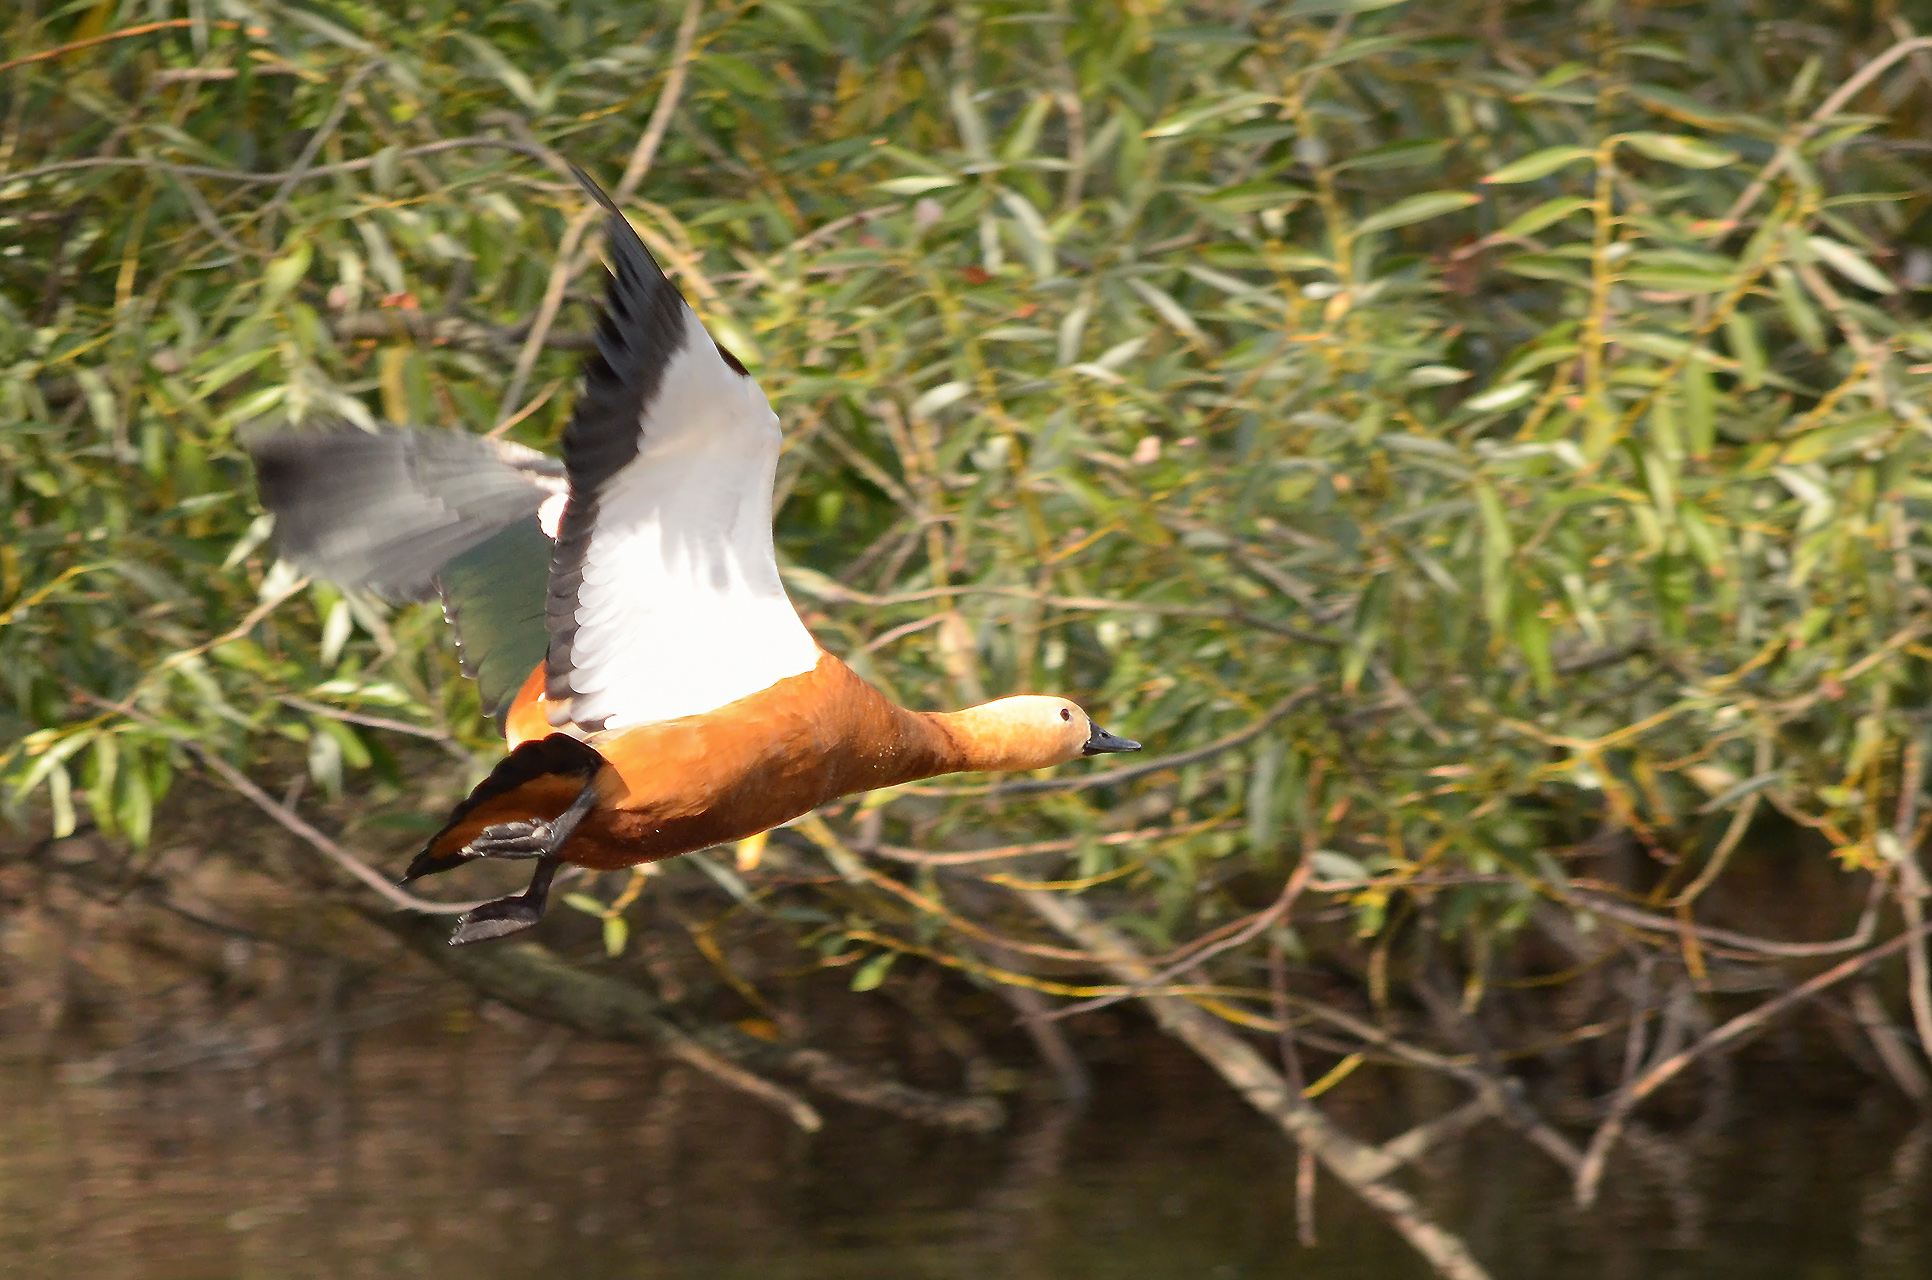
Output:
(248, 166), (1139, 944)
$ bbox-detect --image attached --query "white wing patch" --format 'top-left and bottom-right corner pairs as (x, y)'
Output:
(548, 307), (819, 730)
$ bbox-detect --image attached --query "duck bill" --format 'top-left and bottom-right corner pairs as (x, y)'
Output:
(1083, 724), (1141, 755)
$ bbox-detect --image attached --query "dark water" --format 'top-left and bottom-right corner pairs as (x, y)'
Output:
(2, 1009), (1927, 1280)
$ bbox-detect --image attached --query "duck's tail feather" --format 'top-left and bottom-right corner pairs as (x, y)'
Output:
(400, 733), (606, 884)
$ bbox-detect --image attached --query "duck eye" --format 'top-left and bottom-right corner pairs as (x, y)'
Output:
(1060, 708), (1072, 721)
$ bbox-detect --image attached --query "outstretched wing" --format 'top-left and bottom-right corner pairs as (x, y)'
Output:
(247, 426), (564, 602)
(542, 167), (818, 732)
(247, 425), (562, 717)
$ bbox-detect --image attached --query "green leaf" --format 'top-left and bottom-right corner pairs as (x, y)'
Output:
(48, 763), (75, 839)
(1475, 481), (1515, 630)
(1684, 360), (1716, 457)
(1723, 311), (1765, 389)
(1482, 146), (1595, 184)
(1514, 603), (1554, 697)
(1620, 132), (1738, 169)
(1355, 190), (1479, 236)
(876, 175), (959, 195)
(1496, 197), (1593, 240)
(851, 950), (898, 992)
(1287, 0), (1409, 14)
(1622, 267), (1733, 293)
(1145, 91), (1276, 139)
(1771, 264), (1827, 350)
(1333, 138), (1452, 173)
(258, 240), (313, 310)
(1806, 236), (1896, 294)
(1204, 181), (1312, 213)
(1246, 736), (1284, 856)
(1465, 381), (1537, 413)
(117, 763), (152, 849)
(603, 915), (629, 958)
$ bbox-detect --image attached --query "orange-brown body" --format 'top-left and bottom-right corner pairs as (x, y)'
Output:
(427, 652), (1024, 871)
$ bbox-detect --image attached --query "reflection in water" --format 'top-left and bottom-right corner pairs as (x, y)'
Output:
(2, 1011), (1928, 1280)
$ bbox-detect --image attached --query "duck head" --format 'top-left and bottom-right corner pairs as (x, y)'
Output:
(938, 695), (1141, 772)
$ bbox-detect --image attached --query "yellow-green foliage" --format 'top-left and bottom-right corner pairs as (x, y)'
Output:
(5, 2), (1932, 981)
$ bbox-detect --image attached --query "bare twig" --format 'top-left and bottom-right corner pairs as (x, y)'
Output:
(0, 18), (247, 76)
(258, 61), (376, 243)
(182, 740), (481, 915)
(992, 685), (1320, 797)
(1, 137), (553, 189)
(1564, 882), (1884, 959)
(329, 309), (593, 353)
(1896, 735), (1932, 1070)
(493, 0), (704, 427)
(1851, 981), (1931, 1103)
(1574, 921), (1932, 1206)
(378, 910), (1002, 1132)
(1713, 36), (1932, 236)
(278, 694), (463, 751)
(1019, 889), (1495, 1280)
(1033, 856), (1315, 1021)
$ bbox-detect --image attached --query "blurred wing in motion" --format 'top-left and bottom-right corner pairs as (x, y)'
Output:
(246, 425), (564, 602)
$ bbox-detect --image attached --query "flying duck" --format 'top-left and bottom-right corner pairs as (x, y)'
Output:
(247, 166), (1139, 945)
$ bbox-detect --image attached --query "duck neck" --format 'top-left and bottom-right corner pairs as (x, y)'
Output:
(819, 660), (1042, 786)
(916, 704), (1037, 775)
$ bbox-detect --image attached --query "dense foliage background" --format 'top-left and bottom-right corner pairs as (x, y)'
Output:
(7, 2), (1932, 1271)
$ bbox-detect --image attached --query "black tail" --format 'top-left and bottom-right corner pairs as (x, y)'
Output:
(400, 733), (605, 884)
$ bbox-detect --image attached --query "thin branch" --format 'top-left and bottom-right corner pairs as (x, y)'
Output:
(1, 137), (551, 189)
(329, 309), (592, 353)
(1565, 883), (1883, 959)
(1713, 36), (1932, 236)
(258, 61), (377, 242)
(1574, 921), (1932, 1206)
(183, 740), (481, 915)
(991, 686), (1320, 796)
(0, 18), (246, 75)
(277, 695), (469, 758)
(493, 0), (703, 427)
(868, 816), (1232, 867)
(1032, 856), (1314, 1021)
(1851, 980), (1931, 1103)
(1017, 888), (1495, 1280)
(376, 910), (1002, 1132)
(1896, 734), (1932, 1071)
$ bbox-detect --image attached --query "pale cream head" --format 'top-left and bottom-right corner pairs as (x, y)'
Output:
(935, 695), (1141, 773)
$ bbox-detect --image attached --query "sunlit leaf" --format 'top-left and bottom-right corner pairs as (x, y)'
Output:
(1806, 235), (1896, 294)
(1355, 190), (1480, 235)
(1482, 146), (1595, 184)
(1620, 132), (1738, 168)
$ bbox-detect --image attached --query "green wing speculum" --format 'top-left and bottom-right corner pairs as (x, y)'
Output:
(437, 516), (554, 721)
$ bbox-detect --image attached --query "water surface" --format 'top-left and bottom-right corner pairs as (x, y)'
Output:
(2, 1011), (1926, 1279)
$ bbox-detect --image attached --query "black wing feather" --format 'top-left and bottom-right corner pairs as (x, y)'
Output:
(542, 166), (694, 718)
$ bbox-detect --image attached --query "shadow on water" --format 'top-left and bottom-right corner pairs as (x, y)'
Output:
(2, 1009), (1928, 1280)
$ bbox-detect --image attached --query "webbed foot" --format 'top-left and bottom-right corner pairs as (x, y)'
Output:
(462, 819), (560, 860)
(448, 855), (560, 947)
(449, 896), (546, 944)
(457, 777), (600, 863)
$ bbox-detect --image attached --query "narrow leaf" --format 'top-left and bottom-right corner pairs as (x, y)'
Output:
(1355, 190), (1479, 236)
(1496, 197), (1592, 240)
(1621, 132), (1738, 169)
(1806, 236), (1896, 294)
(1482, 146), (1595, 184)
